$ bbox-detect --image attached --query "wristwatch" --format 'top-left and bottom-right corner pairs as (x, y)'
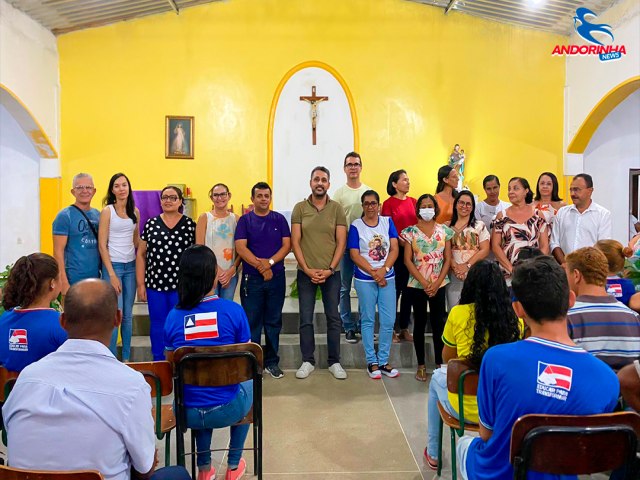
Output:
(268, 258), (275, 266)
(384, 266), (390, 273)
(328, 266), (335, 275)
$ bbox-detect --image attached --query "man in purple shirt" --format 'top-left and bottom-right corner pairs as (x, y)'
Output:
(235, 182), (291, 379)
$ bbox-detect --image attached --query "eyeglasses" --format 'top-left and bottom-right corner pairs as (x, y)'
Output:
(362, 201), (379, 207)
(211, 192), (229, 198)
(457, 202), (473, 207)
(73, 185), (94, 191)
(161, 195), (179, 202)
(345, 163), (362, 168)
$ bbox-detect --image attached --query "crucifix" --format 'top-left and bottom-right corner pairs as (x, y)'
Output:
(299, 86), (329, 145)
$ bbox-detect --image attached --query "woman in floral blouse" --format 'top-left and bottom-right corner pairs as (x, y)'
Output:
(402, 193), (452, 381)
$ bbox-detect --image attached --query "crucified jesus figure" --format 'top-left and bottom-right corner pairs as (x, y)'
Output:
(300, 86), (329, 145)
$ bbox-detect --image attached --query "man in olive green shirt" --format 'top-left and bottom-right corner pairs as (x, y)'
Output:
(291, 166), (348, 380)
(332, 152), (370, 343)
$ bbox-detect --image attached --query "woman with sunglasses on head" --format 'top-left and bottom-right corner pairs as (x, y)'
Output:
(446, 191), (490, 308)
(0, 253), (67, 372)
(136, 186), (196, 360)
(196, 183), (241, 301)
(99, 173), (139, 361)
(402, 194), (453, 382)
(348, 190), (400, 379)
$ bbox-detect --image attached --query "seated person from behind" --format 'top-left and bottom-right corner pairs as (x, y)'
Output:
(618, 359), (640, 412)
(424, 260), (522, 470)
(594, 239), (638, 308)
(0, 253), (66, 372)
(456, 256), (620, 480)
(164, 244), (253, 480)
(2, 279), (190, 480)
(565, 246), (640, 370)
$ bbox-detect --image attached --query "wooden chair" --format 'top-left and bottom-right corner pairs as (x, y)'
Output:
(127, 361), (176, 466)
(436, 359), (480, 480)
(0, 366), (18, 452)
(0, 465), (103, 479)
(510, 411), (640, 480)
(173, 343), (263, 479)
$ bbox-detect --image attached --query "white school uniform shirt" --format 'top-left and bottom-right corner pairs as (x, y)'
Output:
(475, 200), (511, 229)
(3, 339), (155, 480)
(549, 201), (612, 255)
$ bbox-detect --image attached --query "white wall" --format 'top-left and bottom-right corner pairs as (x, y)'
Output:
(0, 105), (41, 267)
(272, 67), (355, 211)
(565, 0), (640, 147)
(0, 0), (60, 150)
(583, 90), (640, 244)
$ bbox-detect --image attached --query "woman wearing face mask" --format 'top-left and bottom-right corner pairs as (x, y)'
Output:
(491, 177), (549, 283)
(434, 165), (459, 224)
(402, 194), (453, 381)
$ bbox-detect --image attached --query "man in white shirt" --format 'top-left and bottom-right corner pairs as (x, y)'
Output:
(474, 174), (510, 229)
(550, 173), (612, 265)
(3, 279), (189, 480)
(332, 152), (370, 344)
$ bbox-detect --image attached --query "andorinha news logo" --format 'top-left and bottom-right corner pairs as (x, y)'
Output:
(552, 7), (626, 62)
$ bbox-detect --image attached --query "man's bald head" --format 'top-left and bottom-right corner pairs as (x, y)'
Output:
(63, 279), (120, 339)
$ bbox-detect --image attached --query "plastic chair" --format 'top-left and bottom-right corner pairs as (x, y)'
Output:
(436, 359), (480, 480)
(173, 343), (263, 479)
(510, 411), (640, 480)
(0, 465), (103, 479)
(127, 361), (176, 466)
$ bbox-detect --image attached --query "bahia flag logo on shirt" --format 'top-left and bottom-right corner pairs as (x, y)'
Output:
(536, 361), (573, 401)
(8, 329), (28, 351)
(606, 283), (622, 298)
(184, 312), (219, 341)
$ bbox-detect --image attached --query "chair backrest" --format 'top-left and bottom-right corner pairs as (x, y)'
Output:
(127, 361), (173, 396)
(173, 343), (263, 387)
(0, 366), (18, 402)
(510, 412), (640, 477)
(0, 465), (104, 479)
(446, 359), (478, 396)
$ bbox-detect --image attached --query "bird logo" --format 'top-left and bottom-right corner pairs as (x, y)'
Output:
(573, 8), (614, 46)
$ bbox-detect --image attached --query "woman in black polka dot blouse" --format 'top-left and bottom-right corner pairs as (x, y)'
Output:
(136, 186), (196, 360)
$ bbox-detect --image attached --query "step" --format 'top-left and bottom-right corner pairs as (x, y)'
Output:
(127, 334), (436, 369)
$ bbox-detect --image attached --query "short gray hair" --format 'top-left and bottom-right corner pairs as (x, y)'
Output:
(72, 173), (93, 187)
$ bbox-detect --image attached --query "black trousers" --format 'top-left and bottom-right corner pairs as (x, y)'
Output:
(407, 286), (446, 365)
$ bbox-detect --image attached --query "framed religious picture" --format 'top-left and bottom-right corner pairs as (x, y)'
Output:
(165, 116), (194, 159)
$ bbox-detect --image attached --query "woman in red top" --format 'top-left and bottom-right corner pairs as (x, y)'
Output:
(381, 169), (417, 343)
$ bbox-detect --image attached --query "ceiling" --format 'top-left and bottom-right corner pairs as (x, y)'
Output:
(9, 0), (619, 36)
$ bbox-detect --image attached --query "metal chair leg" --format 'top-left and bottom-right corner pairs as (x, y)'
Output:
(253, 422), (258, 476)
(190, 433), (196, 479)
(450, 427), (457, 480)
(165, 432), (171, 466)
(437, 416), (444, 476)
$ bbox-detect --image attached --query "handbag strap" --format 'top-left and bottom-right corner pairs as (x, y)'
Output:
(70, 205), (98, 240)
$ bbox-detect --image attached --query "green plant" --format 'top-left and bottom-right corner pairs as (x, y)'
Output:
(0, 263), (63, 314)
(625, 258), (640, 291)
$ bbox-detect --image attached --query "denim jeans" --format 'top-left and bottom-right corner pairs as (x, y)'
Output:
(297, 269), (341, 366)
(354, 278), (396, 366)
(185, 380), (253, 468)
(146, 288), (179, 361)
(426, 367), (459, 459)
(240, 271), (286, 367)
(216, 273), (239, 301)
(339, 251), (358, 332)
(103, 260), (136, 361)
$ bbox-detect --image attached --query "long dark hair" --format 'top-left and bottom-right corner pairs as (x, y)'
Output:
(436, 165), (458, 196)
(103, 173), (137, 224)
(449, 190), (476, 229)
(458, 260), (520, 368)
(534, 172), (562, 202)
(386, 169), (407, 196)
(2, 253), (59, 310)
(415, 193), (439, 221)
(176, 245), (217, 310)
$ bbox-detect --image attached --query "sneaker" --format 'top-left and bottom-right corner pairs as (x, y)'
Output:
(328, 362), (348, 380)
(367, 363), (382, 379)
(296, 361), (315, 379)
(398, 329), (414, 342)
(265, 365), (284, 379)
(225, 458), (246, 480)
(345, 330), (358, 343)
(198, 465), (217, 480)
(379, 364), (400, 378)
(424, 447), (438, 470)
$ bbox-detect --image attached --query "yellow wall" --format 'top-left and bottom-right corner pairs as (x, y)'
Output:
(57, 0), (566, 214)
(39, 178), (61, 254)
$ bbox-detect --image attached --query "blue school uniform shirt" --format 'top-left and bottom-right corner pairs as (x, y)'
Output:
(52, 206), (101, 284)
(0, 308), (67, 372)
(347, 216), (398, 281)
(164, 295), (251, 408)
(465, 337), (619, 480)
(606, 276), (636, 307)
